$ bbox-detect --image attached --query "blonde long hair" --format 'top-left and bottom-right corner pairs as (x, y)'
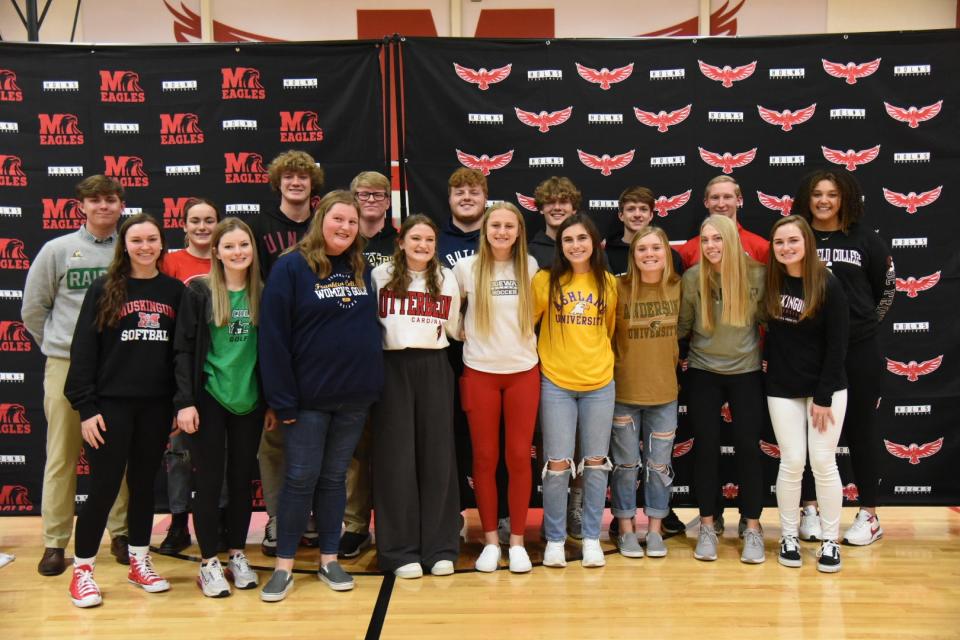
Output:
(622, 226), (680, 303)
(208, 217), (263, 327)
(763, 215), (828, 321)
(473, 203), (534, 337)
(698, 215), (755, 333)
(296, 190), (366, 284)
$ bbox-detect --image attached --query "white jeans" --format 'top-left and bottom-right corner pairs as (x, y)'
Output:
(768, 391), (848, 541)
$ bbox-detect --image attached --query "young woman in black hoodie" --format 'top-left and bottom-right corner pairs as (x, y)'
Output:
(174, 217), (274, 597)
(65, 213), (184, 608)
(796, 169), (895, 547)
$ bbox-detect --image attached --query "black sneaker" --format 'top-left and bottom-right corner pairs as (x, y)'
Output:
(110, 535), (130, 565)
(261, 516), (277, 557)
(158, 526), (191, 555)
(608, 517), (620, 537)
(661, 510), (685, 539)
(338, 531), (372, 558)
(778, 535), (802, 568)
(817, 540), (842, 573)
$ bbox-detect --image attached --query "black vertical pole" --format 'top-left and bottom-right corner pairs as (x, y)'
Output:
(26, 0), (40, 41)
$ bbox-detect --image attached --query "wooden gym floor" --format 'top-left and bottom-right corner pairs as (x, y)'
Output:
(1, 507), (958, 639)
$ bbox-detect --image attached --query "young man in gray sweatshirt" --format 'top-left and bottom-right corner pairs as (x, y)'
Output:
(21, 175), (130, 576)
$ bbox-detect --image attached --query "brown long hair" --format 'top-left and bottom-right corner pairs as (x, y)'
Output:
(473, 203), (534, 337)
(764, 215), (828, 321)
(384, 214), (443, 299)
(622, 226), (680, 303)
(697, 215), (755, 333)
(95, 213), (166, 330)
(181, 197), (220, 248)
(548, 214), (611, 334)
(208, 217), (263, 327)
(296, 190), (366, 284)
(794, 168), (864, 233)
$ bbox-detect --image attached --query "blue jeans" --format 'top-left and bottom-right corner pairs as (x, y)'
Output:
(539, 376), (615, 542)
(610, 400), (677, 520)
(276, 403), (371, 558)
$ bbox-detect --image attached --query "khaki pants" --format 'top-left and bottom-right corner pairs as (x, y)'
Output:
(343, 418), (373, 533)
(42, 357), (128, 549)
(257, 425), (285, 517)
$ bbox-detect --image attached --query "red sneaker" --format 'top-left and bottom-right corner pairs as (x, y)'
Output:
(127, 554), (170, 593)
(70, 564), (102, 608)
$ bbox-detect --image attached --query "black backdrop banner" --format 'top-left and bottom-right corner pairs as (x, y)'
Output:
(0, 40), (385, 515)
(400, 31), (960, 506)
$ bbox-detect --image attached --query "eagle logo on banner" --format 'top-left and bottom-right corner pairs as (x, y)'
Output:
(756, 104), (817, 131)
(821, 58), (882, 84)
(759, 440), (781, 459)
(756, 192), (794, 216)
(514, 106), (573, 132)
(885, 356), (943, 382)
(654, 190), (692, 218)
(882, 186), (942, 213)
(821, 145), (881, 171)
(883, 100), (943, 128)
(698, 60), (756, 87)
(515, 193), (538, 212)
(575, 63), (634, 90)
(698, 147), (756, 174)
(453, 63), (512, 90)
(672, 439), (694, 458)
(895, 271), (941, 298)
(884, 438), (944, 465)
(456, 149), (513, 175)
(577, 149), (635, 176)
(634, 104), (692, 132)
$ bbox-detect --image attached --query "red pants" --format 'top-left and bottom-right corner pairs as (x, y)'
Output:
(460, 364), (540, 536)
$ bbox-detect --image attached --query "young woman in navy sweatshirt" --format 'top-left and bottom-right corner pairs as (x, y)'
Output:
(257, 190), (384, 602)
(64, 213), (184, 608)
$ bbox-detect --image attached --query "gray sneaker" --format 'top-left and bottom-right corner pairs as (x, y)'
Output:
(617, 532), (644, 558)
(318, 561), (354, 591)
(644, 531), (667, 558)
(567, 488), (583, 540)
(694, 525), (718, 561)
(259, 569), (293, 602)
(738, 517), (764, 539)
(497, 517), (511, 546)
(741, 528), (766, 564)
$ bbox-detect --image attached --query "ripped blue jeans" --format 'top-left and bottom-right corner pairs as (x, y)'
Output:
(609, 400), (677, 520)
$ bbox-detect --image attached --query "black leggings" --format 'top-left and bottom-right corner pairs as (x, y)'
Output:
(74, 397), (172, 559)
(185, 387), (263, 558)
(686, 369), (765, 520)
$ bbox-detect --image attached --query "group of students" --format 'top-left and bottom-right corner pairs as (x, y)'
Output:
(21, 150), (894, 608)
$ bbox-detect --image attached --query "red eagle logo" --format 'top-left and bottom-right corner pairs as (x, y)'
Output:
(821, 145), (881, 171)
(896, 271), (941, 298)
(514, 106), (573, 133)
(672, 438), (694, 458)
(882, 186), (942, 214)
(453, 63), (512, 90)
(759, 440), (781, 459)
(885, 355), (943, 382)
(634, 104), (692, 132)
(516, 193), (538, 212)
(884, 437), (944, 464)
(821, 58), (882, 84)
(577, 149), (635, 176)
(720, 402), (733, 423)
(575, 62), (634, 90)
(756, 104), (816, 131)
(698, 60), (756, 88)
(756, 191), (794, 216)
(842, 483), (859, 501)
(455, 149), (513, 176)
(654, 190), (692, 218)
(721, 483), (739, 499)
(698, 147), (756, 174)
(883, 100), (943, 128)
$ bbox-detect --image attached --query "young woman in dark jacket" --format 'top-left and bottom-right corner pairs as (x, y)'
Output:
(174, 217), (274, 598)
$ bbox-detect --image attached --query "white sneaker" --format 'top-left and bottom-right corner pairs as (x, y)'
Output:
(228, 552), (258, 589)
(581, 538), (605, 568)
(543, 541), (567, 568)
(843, 509), (883, 546)
(474, 544), (501, 572)
(394, 562), (423, 579)
(508, 546), (532, 573)
(799, 505), (822, 542)
(430, 560), (455, 576)
(199, 558), (231, 598)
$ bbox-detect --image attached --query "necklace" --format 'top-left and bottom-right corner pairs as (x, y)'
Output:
(816, 228), (839, 242)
